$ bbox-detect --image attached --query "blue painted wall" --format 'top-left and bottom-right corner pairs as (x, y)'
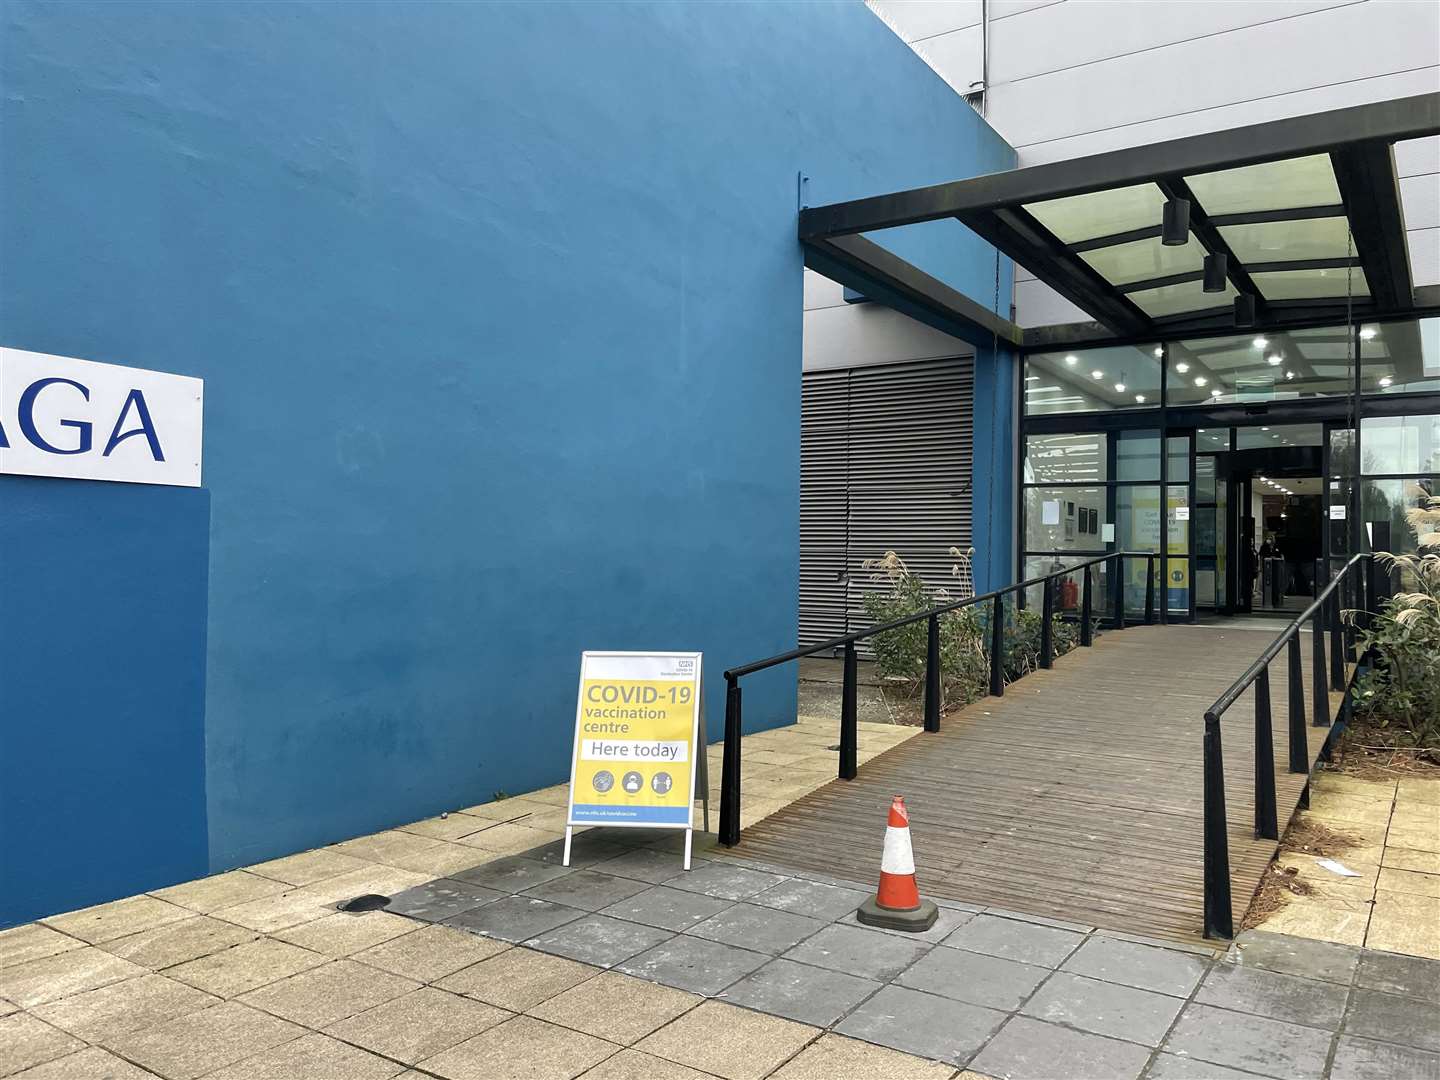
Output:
(0, 479), (211, 925)
(973, 345), (1018, 593)
(1, 0), (1013, 916)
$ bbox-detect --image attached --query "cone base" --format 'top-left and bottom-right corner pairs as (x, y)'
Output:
(855, 896), (938, 933)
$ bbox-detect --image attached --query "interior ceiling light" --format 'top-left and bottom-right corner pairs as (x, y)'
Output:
(1284, 370), (1295, 380)
(1114, 382), (1127, 393)
(1135, 394), (1146, 403)
(1162, 196), (1190, 246)
(1360, 326), (1377, 341)
(1252, 337), (1268, 350)
(1266, 354), (1283, 366)
(1091, 369), (1104, 380)
(1234, 293), (1257, 327)
(1194, 376), (1207, 386)
(1379, 376), (1393, 387)
(1203, 252), (1228, 293)
(1262, 426), (1270, 431)
(1064, 354), (1078, 366)
(1153, 347), (1163, 358)
(1176, 362), (1190, 374)
(1211, 387), (1223, 397)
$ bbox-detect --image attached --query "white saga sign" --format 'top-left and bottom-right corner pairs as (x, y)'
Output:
(0, 348), (203, 487)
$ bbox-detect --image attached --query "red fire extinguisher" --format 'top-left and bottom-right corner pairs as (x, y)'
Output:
(1061, 577), (1079, 609)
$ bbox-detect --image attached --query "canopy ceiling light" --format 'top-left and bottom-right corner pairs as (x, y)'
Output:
(1203, 253), (1228, 293)
(1161, 197), (1191, 246)
(1234, 293), (1257, 327)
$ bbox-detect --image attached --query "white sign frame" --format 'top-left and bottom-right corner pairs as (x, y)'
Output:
(564, 651), (707, 870)
(0, 347), (203, 487)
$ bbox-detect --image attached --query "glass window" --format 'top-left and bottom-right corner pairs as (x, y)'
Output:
(1024, 345), (1161, 414)
(1024, 183), (1166, 245)
(1358, 476), (1440, 556)
(1185, 154), (1342, 215)
(1078, 236), (1204, 287)
(1167, 327), (1353, 406)
(1361, 318), (1440, 396)
(1196, 455), (1217, 502)
(1024, 433), (1107, 484)
(1166, 486), (1191, 615)
(1116, 486), (1162, 552)
(1024, 486), (1106, 552)
(1197, 427), (1230, 452)
(1023, 555), (1108, 612)
(1359, 414), (1440, 475)
(1235, 424), (1324, 450)
(1217, 216), (1352, 263)
(1330, 427), (1355, 477)
(1126, 278), (1235, 318)
(1250, 267), (1369, 301)
(1115, 432), (1188, 482)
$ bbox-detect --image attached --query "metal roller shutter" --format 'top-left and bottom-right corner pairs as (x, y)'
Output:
(799, 356), (974, 647)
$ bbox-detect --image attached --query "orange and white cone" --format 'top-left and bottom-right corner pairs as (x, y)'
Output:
(857, 795), (938, 931)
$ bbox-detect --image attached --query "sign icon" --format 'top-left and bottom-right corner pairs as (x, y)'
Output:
(651, 772), (673, 795)
(622, 771), (644, 795)
(591, 770), (614, 793)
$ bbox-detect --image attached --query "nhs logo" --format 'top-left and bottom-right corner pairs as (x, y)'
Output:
(0, 348), (203, 488)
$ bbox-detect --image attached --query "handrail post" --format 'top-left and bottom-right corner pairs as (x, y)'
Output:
(1287, 633), (1308, 773)
(1253, 667), (1278, 840)
(989, 594), (1005, 697)
(1113, 554), (1126, 630)
(1329, 587), (1346, 692)
(1343, 565), (1357, 663)
(720, 676), (743, 846)
(839, 642), (858, 780)
(1203, 712), (1235, 939)
(1039, 578), (1054, 670)
(923, 614), (941, 732)
(1080, 568), (1093, 647)
(1311, 605), (1329, 728)
(1145, 554), (1156, 625)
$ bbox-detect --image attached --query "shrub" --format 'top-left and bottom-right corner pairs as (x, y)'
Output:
(1352, 550), (1440, 748)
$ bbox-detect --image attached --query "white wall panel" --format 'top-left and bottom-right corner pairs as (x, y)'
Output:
(1401, 175), (1440, 231)
(804, 268), (847, 311)
(1014, 279), (1089, 328)
(1409, 227), (1440, 287)
(1395, 135), (1440, 178)
(803, 299), (973, 370)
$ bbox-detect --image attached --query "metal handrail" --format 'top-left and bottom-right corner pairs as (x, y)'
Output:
(719, 549), (1159, 847)
(1198, 550), (1386, 940)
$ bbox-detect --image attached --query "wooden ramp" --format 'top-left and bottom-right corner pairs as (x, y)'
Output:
(730, 623), (1349, 946)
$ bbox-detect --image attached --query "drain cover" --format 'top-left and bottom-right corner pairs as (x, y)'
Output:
(338, 893), (390, 913)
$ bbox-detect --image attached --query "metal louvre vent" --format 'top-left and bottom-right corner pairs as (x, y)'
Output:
(799, 357), (974, 648)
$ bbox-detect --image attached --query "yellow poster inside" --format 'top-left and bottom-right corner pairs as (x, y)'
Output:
(568, 653), (701, 827)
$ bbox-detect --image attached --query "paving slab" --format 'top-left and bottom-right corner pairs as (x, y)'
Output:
(437, 947), (599, 1012)
(1226, 929), (1361, 984)
(274, 911), (418, 957)
(971, 1014), (1152, 1080)
(1144, 1051), (1270, 1079)
(526, 914), (674, 968)
(100, 915), (257, 971)
(767, 1032), (956, 1080)
(660, 863), (786, 902)
(1329, 1034), (1440, 1080)
(384, 878), (504, 923)
(942, 913), (1084, 968)
(451, 855), (577, 893)
(4, 1045), (159, 1079)
(445, 895), (586, 943)
(0, 1013), (86, 1077)
(618, 935), (769, 996)
(0, 925), (84, 971)
(835, 983), (1006, 1066)
(1061, 935), (1209, 997)
(237, 958), (419, 1028)
(521, 871), (653, 912)
(1354, 947), (1440, 1000)
(895, 945), (1050, 1011)
(524, 836), (637, 869)
(324, 986), (511, 1064)
(1343, 986), (1440, 1052)
(576, 1047), (716, 1080)
(0, 947), (145, 1008)
(150, 871), (289, 915)
(634, 999), (819, 1080)
(1020, 971), (1184, 1046)
(29, 971), (217, 1042)
(41, 895), (190, 946)
(719, 957), (879, 1028)
(598, 886), (734, 932)
(418, 1014), (617, 1080)
(529, 970), (701, 1046)
(165, 937), (327, 998)
(595, 848), (711, 885)
(204, 1031), (404, 1080)
(353, 922), (509, 983)
(1161, 1001), (1333, 1078)
(101, 999), (305, 1080)
(781, 923), (930, 983)
(836, 903), (976, 945)
(688, 903), (827, 955)
(1196, 961), (1349, 1027)
(246, 848), (374, 887)
(748, 879), (871, 922)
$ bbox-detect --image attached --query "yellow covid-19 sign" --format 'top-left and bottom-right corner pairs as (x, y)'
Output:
(566, 653), (702, 829)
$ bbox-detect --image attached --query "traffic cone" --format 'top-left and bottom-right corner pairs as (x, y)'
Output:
(856, 795), (938, 931)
